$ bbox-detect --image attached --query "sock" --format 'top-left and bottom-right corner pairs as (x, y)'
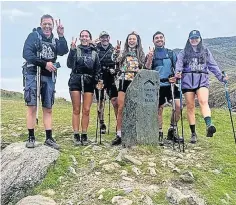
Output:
(117, 130), (121, 137)
(159, 128), (163, 133)
(46, 130), (52, 139)
(74, 131), (79, 138)
(28, 129), (34, 137)
(82, 131), (87, 135)
(204, 116), (212, 127)
(190, 125), (196, 134)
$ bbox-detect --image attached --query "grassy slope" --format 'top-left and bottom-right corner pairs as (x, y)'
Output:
(1, 98), (236, 205)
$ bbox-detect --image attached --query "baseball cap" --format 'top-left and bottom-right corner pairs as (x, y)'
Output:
(189, 30), (201, 39)
(99, 31), (109, 38)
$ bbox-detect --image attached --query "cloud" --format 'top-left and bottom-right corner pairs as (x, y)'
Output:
(37, 6), (59, 20)
(113, 14), (130, 21)
(1, 77), (24, 93)
(77, 2), (94, 12)
(2, 8), (32, 22)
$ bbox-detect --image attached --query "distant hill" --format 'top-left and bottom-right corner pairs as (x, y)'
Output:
(0, 89), (70, 104)
(173, 36), (236, 109)
(1, 89), (24, 100)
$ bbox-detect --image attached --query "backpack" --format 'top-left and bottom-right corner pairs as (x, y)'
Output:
(76, 46), (97, 61)
(166, 49), (175, 73)
(152, 48), (175, 73)
(34, 30), (56, 50)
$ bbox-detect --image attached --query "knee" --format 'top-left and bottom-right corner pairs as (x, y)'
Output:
(118, 105), (124, 115)
(158, 106), (164, 115)
(43, 108), (52, 114)
(199, 99), (208, 106)
(28, 106), (37, 114)
(111, 97), (118, 107)
(73, 107), (80, 116)
(175, 103), (181, 112)
(187, 103), (195, 111)
(83, 107), (90, 116)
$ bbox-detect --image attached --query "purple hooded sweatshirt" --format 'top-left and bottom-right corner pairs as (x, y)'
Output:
(175, 48), (224, 90)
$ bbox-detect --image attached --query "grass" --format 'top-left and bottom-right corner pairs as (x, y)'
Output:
(1, 98), (236, 205)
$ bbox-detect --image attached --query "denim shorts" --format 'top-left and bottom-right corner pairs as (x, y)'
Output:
(23, 71), (55, 109)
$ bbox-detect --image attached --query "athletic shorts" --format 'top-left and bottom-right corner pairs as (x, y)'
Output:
(159, 85), (180, 106)
(68, 74), (94, 93)
(95, 83), (118, 101)
(118, 80), (132, 93)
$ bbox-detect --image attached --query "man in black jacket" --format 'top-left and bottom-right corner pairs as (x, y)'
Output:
(94, 31), (118, 134)
(22, 14), (68, 149)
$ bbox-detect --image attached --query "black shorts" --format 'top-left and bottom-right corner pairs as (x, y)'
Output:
(95, 83), (118, 101)
(159, 85), (180, 106)
(68, 74), (94, 93)
(118, 80), (132, 93)
(182, 86), (207, 94)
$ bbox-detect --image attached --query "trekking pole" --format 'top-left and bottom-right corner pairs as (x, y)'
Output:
(96, 80), (103, 144)
(170, 82), (181, 152)
(108, 89), (111, 135)
(95, 89), (101, 143)
(178, 79), (185, 152)
(222, 71), (236, 144)
(100, 88), (106, 144)
(81, 74), (84, 99)
(36, 51), (41, 125)
(121, 72), (125, 90)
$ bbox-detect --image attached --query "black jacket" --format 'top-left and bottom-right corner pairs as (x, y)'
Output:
(67, 45), (101, 82)
(22, 27), (68, 76)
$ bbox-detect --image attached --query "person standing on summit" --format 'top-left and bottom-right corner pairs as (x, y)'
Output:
(94, 31), (118, 135)
(175, 30), (228, 143)
(22, 14), (68, 149)
(145, 31), (183, 144)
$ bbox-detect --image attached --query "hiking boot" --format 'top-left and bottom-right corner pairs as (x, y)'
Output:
(44, 137), (60, 150)
(167, 128), (184, 144)
(159, 132), (164, 146)
(100, 123), (107, 134)
(206, 125), (216, 137)
(73, 134), (81, 146)
(167, 127), (174, 140)
(111, 135), (121, 146)
(81, 134), (89, 146)
(174, 135), (184, 144)
(190, 133), (197, 144)
(26, 136), (35, 148)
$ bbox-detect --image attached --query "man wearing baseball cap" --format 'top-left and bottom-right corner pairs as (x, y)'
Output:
(94, 31), (118, 134)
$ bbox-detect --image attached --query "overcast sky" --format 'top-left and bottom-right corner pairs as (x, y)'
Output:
(1, 1), (236, 100)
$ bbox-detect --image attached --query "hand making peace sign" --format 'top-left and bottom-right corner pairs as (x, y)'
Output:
(55, 19), (64, 37)
(115, 40), (121, 53)
(147, 46), (155, 60)
(71, 37), (77, 49)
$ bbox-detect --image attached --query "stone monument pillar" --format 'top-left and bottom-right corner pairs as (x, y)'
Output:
(121, 69), (160, 147)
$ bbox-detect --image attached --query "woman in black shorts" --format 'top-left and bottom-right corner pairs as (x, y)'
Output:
(67, 30), (102, 145)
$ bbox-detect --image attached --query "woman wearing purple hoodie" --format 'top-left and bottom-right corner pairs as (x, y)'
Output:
(175, 30), (228, 143)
